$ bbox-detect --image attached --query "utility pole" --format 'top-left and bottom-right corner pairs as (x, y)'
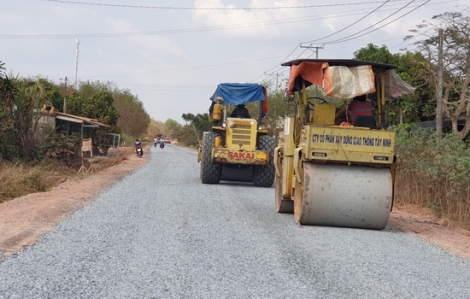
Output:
(275, 73), (279, 90)
(263, 72), (281, 91)
(75, 39), (81, 90)
(64, 76), (67, 113)
(436, 28), (443, 134)
(300, 43), (324, 59)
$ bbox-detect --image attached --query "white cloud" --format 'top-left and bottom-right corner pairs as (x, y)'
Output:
(322, 15), (338, 32)
(105, 18), (184, 58)
(191, 0), (301, 38)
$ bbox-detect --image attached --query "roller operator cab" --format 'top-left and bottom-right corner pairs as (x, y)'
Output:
(198, 83), (276, 187)
(275, 59), (415, 230)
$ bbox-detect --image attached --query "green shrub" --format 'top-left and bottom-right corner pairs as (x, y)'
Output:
(395, 128), (470, 227)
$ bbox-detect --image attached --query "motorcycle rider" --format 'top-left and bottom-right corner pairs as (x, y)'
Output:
(135, 139), (143, 155)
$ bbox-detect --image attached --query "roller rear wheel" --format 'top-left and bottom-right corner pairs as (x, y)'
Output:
(253, 135), (276, 187)
(200, 132), (222, 184)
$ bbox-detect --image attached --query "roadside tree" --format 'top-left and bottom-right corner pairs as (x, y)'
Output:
(0, 63), (18, 159)
(163, 119), (182, 139)
(113, 90), (150, 138)
(146, 119), (164, 141)
(67, 91), (119, 132)
(406, 9), (470, 139)
(353, 44), (432, 125)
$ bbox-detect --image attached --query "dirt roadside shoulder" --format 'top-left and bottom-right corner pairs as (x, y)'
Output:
(388, 206), (470, 260)
(0, 148), (149, 258)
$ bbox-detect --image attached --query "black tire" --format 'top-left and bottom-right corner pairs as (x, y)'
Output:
(200, 132), (222, 184)
(253, 135), (276, 187)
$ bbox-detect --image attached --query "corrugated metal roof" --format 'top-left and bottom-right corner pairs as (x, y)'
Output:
(54, 112), (110, 128)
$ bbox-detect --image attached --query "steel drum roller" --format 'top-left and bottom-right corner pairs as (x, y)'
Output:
(295, 162), (393, 230)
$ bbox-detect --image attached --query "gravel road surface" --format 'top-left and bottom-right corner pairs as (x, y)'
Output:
(1, 144), (469, 299)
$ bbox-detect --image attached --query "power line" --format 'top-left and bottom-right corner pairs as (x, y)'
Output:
(322, 0), (419, 44)
(113, 84), (214, 90)
(0, 7), (401, 39)
(302, 0), (392, 44)
(313, 0), (458, 46)
(325, 0), (431, 44)
(251, 36), (411, 84)
(249, 43), (303, 83)
(2, 1), (455, 39)
(215, 0), (457, 84)
(250, 0), (395, 83)
(16, 0), (456, 90)
(42, 0), (417, 10)
(80, 55), (286, 79)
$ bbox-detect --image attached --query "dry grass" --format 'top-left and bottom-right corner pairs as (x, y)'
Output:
(393, 130), (470, 229)
(0, 146), (135, 204)
(395, 170), (470, 229)
(0, 160), (74, 203)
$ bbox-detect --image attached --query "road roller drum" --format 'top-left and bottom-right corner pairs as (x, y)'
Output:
(294, 163), (393, 230)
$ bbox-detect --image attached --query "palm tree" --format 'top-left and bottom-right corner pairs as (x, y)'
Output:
(0, 62), (18, 114)
(0, 62), (19, 159)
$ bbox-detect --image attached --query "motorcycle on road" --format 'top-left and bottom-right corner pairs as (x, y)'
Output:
(136, 146), (143, 157)
(135, 139), (143, 158)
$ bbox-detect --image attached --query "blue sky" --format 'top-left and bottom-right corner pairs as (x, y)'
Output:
(1, 0), (468, 123)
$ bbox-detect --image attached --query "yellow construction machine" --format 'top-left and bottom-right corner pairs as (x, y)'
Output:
(275, 59), (415, 229)
(198, 83), (276, 187)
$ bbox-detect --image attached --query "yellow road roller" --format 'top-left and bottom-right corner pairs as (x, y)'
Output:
(198, 83), (276, 187)
(274, 59), (415, 229)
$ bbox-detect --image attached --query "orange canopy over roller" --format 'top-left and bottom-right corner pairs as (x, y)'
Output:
(282, 59), (399, 96)
(286, 61), (328, 92)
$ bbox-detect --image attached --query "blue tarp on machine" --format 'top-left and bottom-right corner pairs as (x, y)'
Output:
(210, 83), (265, 105)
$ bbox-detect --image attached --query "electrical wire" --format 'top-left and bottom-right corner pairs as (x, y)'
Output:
(248, 41), (304, 83)
(323, 0), (418, 44)
(17, 0), (455, 88)
(249, 0), (454, 83)
(302, 0), (456, 45)
(42, 0), (416, 10)
(325, 0), (430, 44)
(2, 1), (453, 39)
(252, 0), (443, 84)
(81, 55), (286, 79)
(302, 0), (391, 44)
(0, 7), (389, 39)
